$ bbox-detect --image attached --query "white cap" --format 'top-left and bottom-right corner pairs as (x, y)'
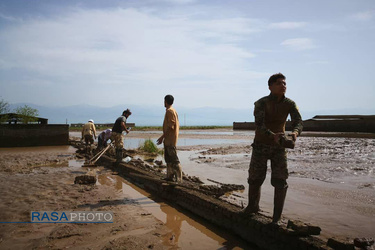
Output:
(88, 119), (94, 123)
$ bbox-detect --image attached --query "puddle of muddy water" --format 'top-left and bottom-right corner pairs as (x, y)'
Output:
(91, 167), (253, 249)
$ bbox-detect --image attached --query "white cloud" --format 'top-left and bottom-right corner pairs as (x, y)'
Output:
(351, 10), (375, 21)
(155, 0), (197, 4)
(0, 13), (22, 22)
(306, 60), (329, 65)
(269, 22), (306, 29)
(280, 38), (316, 51)
(0, 7), (263, 108)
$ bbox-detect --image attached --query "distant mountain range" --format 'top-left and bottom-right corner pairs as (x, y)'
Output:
(7, 103), (375, 126)
(8, 103), (251, 126)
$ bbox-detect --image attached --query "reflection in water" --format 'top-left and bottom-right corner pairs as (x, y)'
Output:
(95, 172), (251, 249)
(160, 204), (182, 248)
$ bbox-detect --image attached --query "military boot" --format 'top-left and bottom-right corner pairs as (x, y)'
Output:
(116, 148), (122, 162)
(162, 164), (173, 181)
(272, 187), (288, 223)
(242, 185), (261, 214)
(174, 163), (183, 183)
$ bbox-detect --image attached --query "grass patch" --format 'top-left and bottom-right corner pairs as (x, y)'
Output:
(139, 139), (163, 154)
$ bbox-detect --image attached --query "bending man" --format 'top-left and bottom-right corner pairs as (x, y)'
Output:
(82, 119), (96, 153)
(111, 109), (132, 162)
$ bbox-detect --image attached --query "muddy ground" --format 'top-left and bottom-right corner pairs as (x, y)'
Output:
(126, 129), (375, 240)
(0, 129), (374, 249)
(0, 146), (170, 250)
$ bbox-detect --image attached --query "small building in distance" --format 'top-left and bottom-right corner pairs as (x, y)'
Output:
(0, 113), (69, 147)
(0, 113), (48, 125)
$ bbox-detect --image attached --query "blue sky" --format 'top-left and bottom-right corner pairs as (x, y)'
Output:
(0, 0), (374, 116)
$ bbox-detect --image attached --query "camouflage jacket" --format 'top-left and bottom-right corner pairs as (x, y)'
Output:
(253, 94), (303, 145)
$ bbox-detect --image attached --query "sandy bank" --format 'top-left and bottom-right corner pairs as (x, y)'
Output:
(0, 147), (169, 249)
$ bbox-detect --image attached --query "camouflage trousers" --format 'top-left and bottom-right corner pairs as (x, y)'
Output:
(248, 143), (288, 186)
(110, 132), (124, 149)
(84, 134), (94, 145)
(164, 146), (180, 164)
(164, 146), (182, 181)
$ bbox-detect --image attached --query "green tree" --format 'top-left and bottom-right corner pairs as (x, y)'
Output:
(0, 98), (10, 123)
(0, 98), (9, 114)
(15, 105), (39, 124)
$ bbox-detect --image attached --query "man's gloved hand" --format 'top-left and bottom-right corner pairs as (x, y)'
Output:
(279, 134), (295, 149)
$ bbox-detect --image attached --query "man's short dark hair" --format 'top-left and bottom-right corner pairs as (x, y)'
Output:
(268, 73), (286, 86)
(123, 109), (132, 116)
(164, 95), (174, 105)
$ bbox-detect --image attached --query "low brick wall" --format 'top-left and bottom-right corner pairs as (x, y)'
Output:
(98, 155), (334, 250)
(303, 119), (375, 133)
(0, 124), (69, 147)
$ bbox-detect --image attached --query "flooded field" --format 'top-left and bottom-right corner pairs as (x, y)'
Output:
(69, 130), (251, 149)
(116, 129), (375, 240)
(1, 129), (374, 249)
(289, 137), (375, 184)
(70, 129), (375, 240)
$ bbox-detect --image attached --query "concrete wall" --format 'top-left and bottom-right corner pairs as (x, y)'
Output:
(0, 124), (69, 147)
(232, 122), (256, 130)
(302, 119), (375, 133)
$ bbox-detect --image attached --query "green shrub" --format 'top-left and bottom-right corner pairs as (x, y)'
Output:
(139, 139), (161, 154)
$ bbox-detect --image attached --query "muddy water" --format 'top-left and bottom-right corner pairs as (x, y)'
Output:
(70, 130), (251, 149)
(181, 151), (375, 239)
(84, 166), (252, 249)
(174, 135), (375, 240)
(70, 130), (375, 239)
(68, 160), (250, 249)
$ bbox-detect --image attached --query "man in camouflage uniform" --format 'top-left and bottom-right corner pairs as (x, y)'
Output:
(111, 109), (132, 162)
(243, 73), (303, 223)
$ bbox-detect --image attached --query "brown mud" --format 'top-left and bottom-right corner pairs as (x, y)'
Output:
(0, 129), (374, 249)
(87, 145), (345, 249)
(0, 146), (170, 250)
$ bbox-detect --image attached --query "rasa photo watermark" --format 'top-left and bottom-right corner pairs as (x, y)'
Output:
(31, 211), (113, 223)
